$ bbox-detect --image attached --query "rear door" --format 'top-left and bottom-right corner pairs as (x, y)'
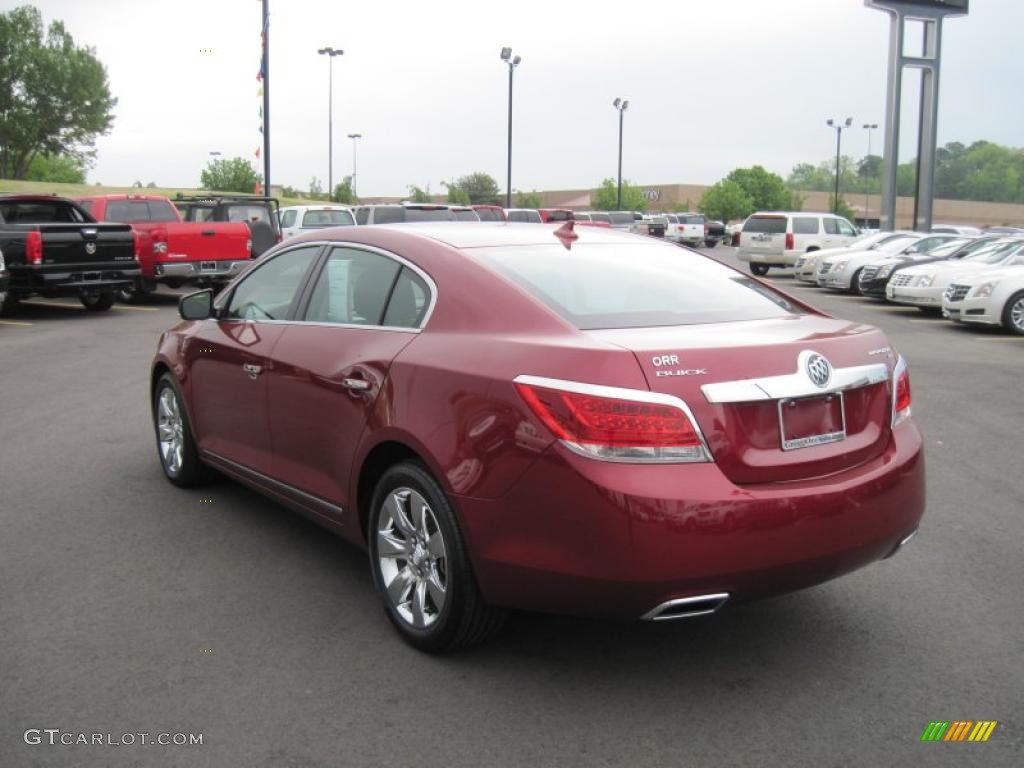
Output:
(188, 245), (321, 475)
(266, 245), (431, 514)
(741, 214), (787, 256)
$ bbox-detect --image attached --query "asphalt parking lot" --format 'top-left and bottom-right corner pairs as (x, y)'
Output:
(1, 246), (1021, 768)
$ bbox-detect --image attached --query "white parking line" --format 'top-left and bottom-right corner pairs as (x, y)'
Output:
(0, 319), (32, 327)
(110, 305), (160, 312)
(975, 336), (1024, 342)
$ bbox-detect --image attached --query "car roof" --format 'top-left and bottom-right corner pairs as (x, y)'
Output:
(348, 221), (655, 249)
(0, 193), (76, 203)
(281, 204), (352, 211)
(749, 211), (837, 217)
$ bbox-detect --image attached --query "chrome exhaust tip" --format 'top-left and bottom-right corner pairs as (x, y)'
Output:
(885, 529), (919, 559)
(642, 592), (730, 621)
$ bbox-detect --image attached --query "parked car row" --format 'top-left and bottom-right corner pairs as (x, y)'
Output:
(789, 229), (1024, 335)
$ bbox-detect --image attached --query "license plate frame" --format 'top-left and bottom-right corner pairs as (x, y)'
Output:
(778, 392), (846, 451)
(200, 261), (218, 273)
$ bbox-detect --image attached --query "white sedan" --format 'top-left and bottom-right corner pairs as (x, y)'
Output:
(816, 233), (927, 291)
(793, 231), (904, 284)
(942, 265), (1024, 334)
(886, 238), (1024, 311)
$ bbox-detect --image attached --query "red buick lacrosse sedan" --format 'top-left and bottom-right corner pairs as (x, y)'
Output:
(151, 223), (924, 651)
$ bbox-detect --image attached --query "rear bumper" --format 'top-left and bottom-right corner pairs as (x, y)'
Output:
(9, 263), (140, 295)
(154, 259), (252, 282)
(739, 249), (798, 267)
(457, 422), (925, 620)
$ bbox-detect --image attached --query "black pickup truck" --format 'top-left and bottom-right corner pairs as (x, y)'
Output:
(0, 195), (139, 315)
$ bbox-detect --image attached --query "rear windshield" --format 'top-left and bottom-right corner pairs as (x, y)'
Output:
(607, 212), (635, 226)
(226, 205), (271, 224)
(372, 206), (456, 224)
(0, 200), (90, 223)
(105, 199), (179, 223)
(470, 243), (800, 330)
(680, 214), (704, 225)
(474, 208), (503, 222)
(743, 216), (787, 234)
(588, 213), (612, 224)
(301, 209), (355, 227)
(544, 210), (572, 222)
(453, 209), (480, 222)
(507, 210), (542, 223)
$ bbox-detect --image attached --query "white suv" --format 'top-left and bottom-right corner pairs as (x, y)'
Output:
(738, 212), (858, 276)
(278, 205), (355, 240)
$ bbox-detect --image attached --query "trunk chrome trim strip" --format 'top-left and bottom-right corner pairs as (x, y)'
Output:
(701, 359), (889, 404)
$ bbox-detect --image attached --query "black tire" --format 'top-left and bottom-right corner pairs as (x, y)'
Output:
(116, 279), (153, 304)
(750, 263), (770, 276)
(152, 373), (211, 487)
(1002, 290), (1024, 335)
(917, 306), (941, 314)
(848, 268), (863, 295)
(0, 290), (18, 317)
(368, 461), (505, 652)
(704, 239), (718, 249)
(79, 290), (116, 311)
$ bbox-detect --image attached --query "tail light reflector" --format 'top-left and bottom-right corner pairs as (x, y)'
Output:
(892, 356), (912, 426)
(131, 230), (141, 260)
(514, 376), (710, 463)
(785, 232), (795, 250)
(25, 230), (43, 264)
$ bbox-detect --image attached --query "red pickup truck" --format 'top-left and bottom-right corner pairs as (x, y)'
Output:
(75, 194), (252, 301)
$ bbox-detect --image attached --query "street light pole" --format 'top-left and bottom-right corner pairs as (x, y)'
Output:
(613, 98), (629, 210)
(863, 123), (878, 225)
(500, 47), (521, 209)
(347, 133), (362, 199)
(826, 117), (853, 215)
(318, 46), (344, 199)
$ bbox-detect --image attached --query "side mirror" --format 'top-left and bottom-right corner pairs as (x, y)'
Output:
(179, 289), (214, 321)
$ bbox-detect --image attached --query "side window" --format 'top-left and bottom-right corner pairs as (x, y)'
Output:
(225, 246), (320, 321)
(382, 267), (430, 328)
(304, 247), (402, 326)
(792, 217), (819, 235)
(823, 218), (839, 235)
(837, 218), (857, 237)
(280, 210), (297, 228)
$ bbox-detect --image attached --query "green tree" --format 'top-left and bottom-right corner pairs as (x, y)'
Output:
(199, 157), (261, 193)
(25, 153), (87, 183)
(514, 190), (542, 208)
(0, 6), (117, 178)
(308, 176), (323, 199)
(591, 177), (648, 211)
(331, 176), (355, 204)
(829, 194), (857, 221)
(699, 179), (754, 223)
(442, 180), (471, 205)
(407, 184), (432, 203)
(728, 166), (801, 210)
(454, 172), (501, 205)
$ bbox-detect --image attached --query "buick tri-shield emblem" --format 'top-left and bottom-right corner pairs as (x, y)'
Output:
(805, 353), (832, 388)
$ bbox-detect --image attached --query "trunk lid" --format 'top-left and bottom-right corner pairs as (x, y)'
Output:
(35, 223), (135, 266)
(589, 316), (897, 485)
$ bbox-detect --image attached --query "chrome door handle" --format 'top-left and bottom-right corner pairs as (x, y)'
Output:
(243, 363), (262, 379)
(341, 377), (371, 391)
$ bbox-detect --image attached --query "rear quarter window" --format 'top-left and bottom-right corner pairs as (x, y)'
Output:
(792, 217), (820, 235)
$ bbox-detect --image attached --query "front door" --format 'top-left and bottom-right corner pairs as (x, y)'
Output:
(188, 244), (321, 475)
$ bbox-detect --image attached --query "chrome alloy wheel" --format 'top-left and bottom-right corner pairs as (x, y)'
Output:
(377, 488), (448, 629)
(1011, 296), (1024, 333)
(157, 388), (185, 476)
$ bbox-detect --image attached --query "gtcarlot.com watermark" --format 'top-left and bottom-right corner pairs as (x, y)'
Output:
(24, 729), (203, 747)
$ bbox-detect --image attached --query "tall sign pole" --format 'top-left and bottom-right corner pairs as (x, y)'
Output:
(261, 0), (271, 194)
(865, 1), (968, 231)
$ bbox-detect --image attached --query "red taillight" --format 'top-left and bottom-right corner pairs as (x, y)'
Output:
(785, 232), (794, 250)
(131, 230), (141, 260)
(25, 230), (43, 264)
(276, 233), (283, 243)
(892, 356), (912, 426)
(704, 223), (709, 235)
(514, 376), (709, 463)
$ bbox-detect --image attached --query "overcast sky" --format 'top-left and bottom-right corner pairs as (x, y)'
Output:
(19, 0), (1023, 195)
